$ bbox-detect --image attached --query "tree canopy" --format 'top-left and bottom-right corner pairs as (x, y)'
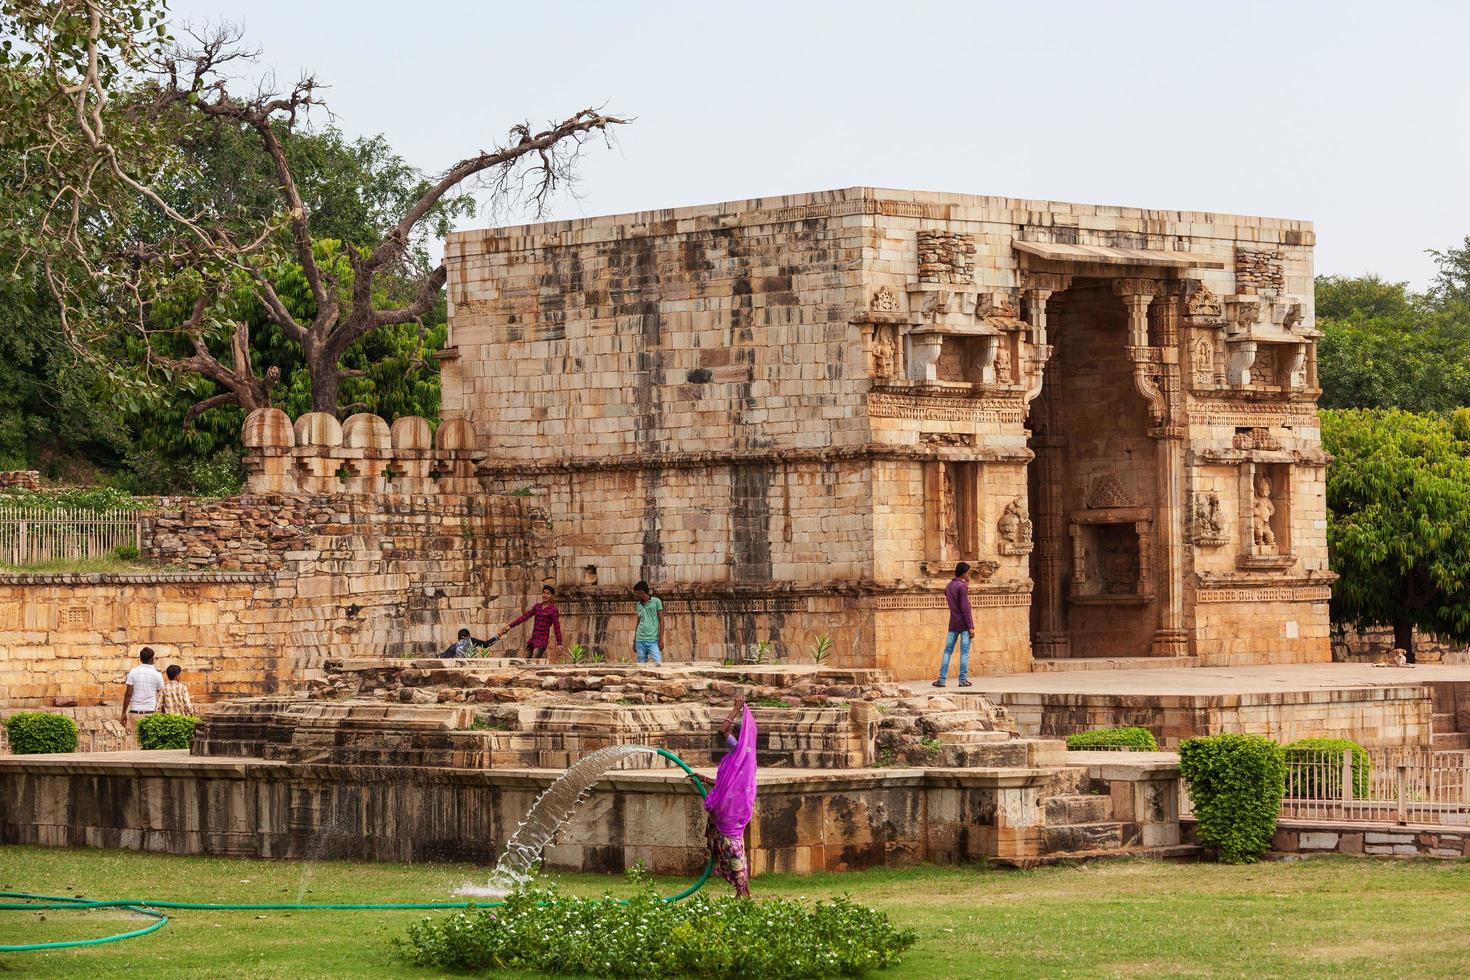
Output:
(1322, 408), (1470, 659)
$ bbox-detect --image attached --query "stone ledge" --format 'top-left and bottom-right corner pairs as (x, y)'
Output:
(0, 571), (275, 586)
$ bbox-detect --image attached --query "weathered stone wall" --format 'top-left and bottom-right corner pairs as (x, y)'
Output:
(0, 480), (547, 735)
(0, 750), (1181, 870)
(445, 187), (1331, 677)
(986, 684), (1431, 749)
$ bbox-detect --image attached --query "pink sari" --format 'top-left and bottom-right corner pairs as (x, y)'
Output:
(703, 706), (757, 891)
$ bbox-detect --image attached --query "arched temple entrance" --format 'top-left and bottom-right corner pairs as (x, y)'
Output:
(1023, 273), (1188, 660)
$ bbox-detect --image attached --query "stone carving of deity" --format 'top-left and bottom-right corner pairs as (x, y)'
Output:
(1194, 490), (1225, 543)
(872, 331), (896, 379)
(1193, 336), (1214, 386)
(1253, 476), (1276, 549)
(993, 339), (1013, 383)
(997, 496), (1033, 554)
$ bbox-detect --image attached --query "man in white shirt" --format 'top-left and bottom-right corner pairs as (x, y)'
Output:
(120, 647), (165, 727)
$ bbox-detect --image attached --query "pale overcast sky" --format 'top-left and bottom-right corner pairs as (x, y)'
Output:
(169, 0), (1470, 288)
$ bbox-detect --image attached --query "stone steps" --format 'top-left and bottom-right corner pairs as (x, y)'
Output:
(998, 844), (1202, 869)
(1432, 731), (1470, 751)
(1044, 793), (1112, 825)
(1042, 821), (1133, 853)
(1432, 711), (1457, 732)
(936, 730), (1012, 745)
(1029, 656), (1199, 673)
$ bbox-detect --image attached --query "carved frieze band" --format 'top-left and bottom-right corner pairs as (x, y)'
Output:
(477, 441), (1032, 476)
(1195, 586), (1332, 603)
(868, 392), (1027, 423)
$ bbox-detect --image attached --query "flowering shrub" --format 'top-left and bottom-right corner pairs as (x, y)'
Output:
(397, 881), (917, 977)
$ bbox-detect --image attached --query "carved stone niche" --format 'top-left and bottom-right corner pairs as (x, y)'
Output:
(1069, 507), (1153, 604)
(1236, 462), (1297, 571)
(1222, 294), (1314, 389)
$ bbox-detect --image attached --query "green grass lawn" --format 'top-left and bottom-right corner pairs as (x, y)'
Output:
(3, 846), (1470, 978)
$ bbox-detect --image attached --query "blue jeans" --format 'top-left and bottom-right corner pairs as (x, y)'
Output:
(635, 640), (662, 664)
(937, 630), (971, 683)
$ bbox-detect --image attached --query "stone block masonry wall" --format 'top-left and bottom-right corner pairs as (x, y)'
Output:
(1, 412), (549, 737)
(441, 186), (1331, 674)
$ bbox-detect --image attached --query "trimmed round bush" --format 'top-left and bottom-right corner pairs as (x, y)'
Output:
(136, 713), (198, 750)
(1179, 733), (1286, 864)
(398, 883), (918, 977)
(4, 712), (79, 754)
(1284, 737), (1371, 798)
(1065, 726), (1159, 752)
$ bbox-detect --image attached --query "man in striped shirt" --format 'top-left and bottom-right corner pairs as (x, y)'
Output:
(159, 664), (195, 715)
(499, 585), (564, 659)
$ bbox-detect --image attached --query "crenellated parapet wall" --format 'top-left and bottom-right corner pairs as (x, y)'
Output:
(242, 408), (485, 496)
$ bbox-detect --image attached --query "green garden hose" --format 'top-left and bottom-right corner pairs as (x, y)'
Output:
(1, 747), (714, 953)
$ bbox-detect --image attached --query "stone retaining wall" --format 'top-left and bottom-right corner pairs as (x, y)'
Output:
(981, 685), (1432, 749)
(1271, 820), (1470, 858)
(0, 750), (1180, 871)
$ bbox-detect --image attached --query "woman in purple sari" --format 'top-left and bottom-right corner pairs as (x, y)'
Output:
(704, 697), (757, 897)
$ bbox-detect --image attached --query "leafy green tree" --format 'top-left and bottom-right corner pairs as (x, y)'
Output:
(8, 12), (626, 418)
(1322, 408), (1470, 660)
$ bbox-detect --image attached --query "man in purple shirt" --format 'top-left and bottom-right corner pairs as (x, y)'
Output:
(933, 562), (974, 688)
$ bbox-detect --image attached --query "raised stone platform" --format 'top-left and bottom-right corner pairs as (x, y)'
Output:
(0, 749), (1190, 871)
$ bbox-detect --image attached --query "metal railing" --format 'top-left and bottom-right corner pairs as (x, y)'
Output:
(1280, 747), (1470, 826)
(0, 507), (143, 565)
(0, 726), (138, 755)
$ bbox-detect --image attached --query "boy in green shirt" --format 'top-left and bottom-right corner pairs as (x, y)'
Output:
(633, 580), (665, 664)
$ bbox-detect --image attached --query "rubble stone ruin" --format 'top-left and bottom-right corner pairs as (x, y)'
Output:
(423, 186), (1332, 678)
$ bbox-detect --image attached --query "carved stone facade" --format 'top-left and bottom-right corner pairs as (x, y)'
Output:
(442, 187), (1331, 678)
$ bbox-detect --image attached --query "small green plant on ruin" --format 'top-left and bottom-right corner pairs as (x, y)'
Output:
(469, 715), (513, 732)
(810, 635), (834, 665)
(566, 643), (590, 665)
(396, 878), (918, 978)
(510, 485), (534, 497)
(742, 639), (773, 665)
(754, 696), (790, 709)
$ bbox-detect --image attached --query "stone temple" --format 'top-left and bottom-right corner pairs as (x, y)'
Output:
(442, 187), (1331, 680)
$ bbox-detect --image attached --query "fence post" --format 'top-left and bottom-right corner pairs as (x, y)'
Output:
(1342, 748), (1353, 803)
(1396, 763), (1408, 825)
(17, 513), (26, 564)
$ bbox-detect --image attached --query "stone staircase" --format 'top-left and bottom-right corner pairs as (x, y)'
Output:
(1430, 683), (1470, 751)
(999, 764), (1200, 868)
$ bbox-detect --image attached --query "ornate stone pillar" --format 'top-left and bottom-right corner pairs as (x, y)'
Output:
(1115, 278), (1188, 657)
(1024, 282), (1068, 659)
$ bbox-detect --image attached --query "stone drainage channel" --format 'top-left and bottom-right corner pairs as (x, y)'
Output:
(0, 746), (715, 953)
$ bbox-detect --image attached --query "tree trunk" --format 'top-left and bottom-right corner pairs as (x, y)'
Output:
(309, 357), (340, 415)
(1393, 616), (1415, 664)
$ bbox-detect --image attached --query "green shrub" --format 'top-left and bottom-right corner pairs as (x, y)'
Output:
(3, 712), (79, 754)
(111, 544), (141, 561)
(1284, 738), (1371, 798)
(136, 713), (198, 750)
(397, 881), (917, 977)
(1178, 733), (1286, 864)
(1065, 726), (1159, 751)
